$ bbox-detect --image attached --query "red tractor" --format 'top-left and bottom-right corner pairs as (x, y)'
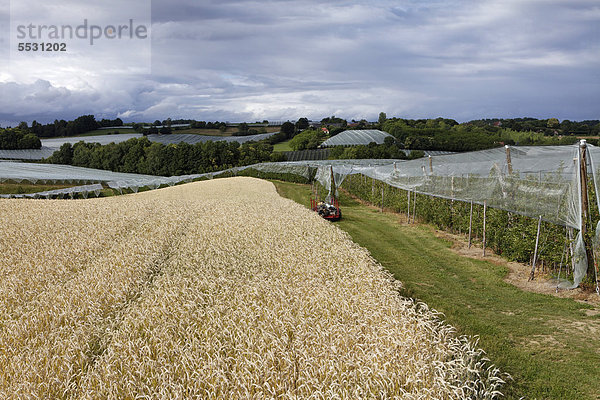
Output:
(311, 166), (342, 221)
(311, 197), (342, 221)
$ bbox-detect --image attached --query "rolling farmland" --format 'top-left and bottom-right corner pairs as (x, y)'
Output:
(0, 177), (503, 398)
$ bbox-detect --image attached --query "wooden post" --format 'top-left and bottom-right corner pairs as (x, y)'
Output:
(468, 201), (473, 248)
(483, 201), (487, 257)
(579, 139), (595, 281)
(428, 155), (433, 174)
(529, 215), (543, 281)
(505, 145), (513, 175)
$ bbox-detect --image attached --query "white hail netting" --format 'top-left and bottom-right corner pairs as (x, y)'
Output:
(270, 145), (588, 289)
(0, 145), (593, 288)
(587, 147), (600, 292)
(0, 162), (209, 194)
(0, 184), (104, 199)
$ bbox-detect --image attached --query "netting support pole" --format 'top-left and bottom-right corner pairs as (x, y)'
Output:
(329, 165), (336, 202)
(482, 201), (487, 257)
(468, 201), (473, 248)
(428, 155), (433, 174)
(579, 139), (595, 283)
(412, 190), (417, 224)
(556, 229), (568, 292)
(568, 227), (575, 273)
(371, 177), (375, 198)
(505, 145), (513, 175)
(529, 215), (543, 281)
(381, 186), (384, 213)
(591, 236), (600, 295)
(407, 190), (411, 224)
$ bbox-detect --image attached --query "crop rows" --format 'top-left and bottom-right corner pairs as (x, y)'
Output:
(0, 177), (504, 398)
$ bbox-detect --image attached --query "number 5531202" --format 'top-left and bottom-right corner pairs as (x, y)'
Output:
(17, 42), (67, 52)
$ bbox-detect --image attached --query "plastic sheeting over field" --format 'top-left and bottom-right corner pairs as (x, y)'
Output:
(40, 132), (279, 149)
(0, 162), (159, 183)
(147, 132), (278, 145)
(0, 147), (585, 228)
(0, 162), (210, 196)
(320, 129), (393, 147)
(0, 184), (104, 199)
(0, 146), (588, 228)
(0, 144), (594, 288)
(0, 147), (57, 160)
(0, 132), (280, 160)
(41, 134), (142, 148)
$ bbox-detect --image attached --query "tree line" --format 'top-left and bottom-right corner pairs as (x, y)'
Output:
(19, 115), (100, 138)
(45, 137), (279, 176)
(276, 116), (584, 155)
(4, 113), (596, 155)
(0, 129), (42, 150)
(381, 118), (579, 152)
(467, 117), (600, 136)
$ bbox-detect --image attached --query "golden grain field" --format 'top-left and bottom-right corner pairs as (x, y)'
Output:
(0, 177), (504, 399)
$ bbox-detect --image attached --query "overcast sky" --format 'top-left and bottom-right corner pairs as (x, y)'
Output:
(0, 0), (598, 126)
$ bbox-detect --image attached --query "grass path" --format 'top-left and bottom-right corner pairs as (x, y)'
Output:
(273, 180), (600, 400)
(0, 182), (76, 194)
(273, 139), (293, 152)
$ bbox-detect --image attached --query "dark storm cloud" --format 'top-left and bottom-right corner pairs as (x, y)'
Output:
(1, 0), (598, 126)
(151, 0), (285, 24)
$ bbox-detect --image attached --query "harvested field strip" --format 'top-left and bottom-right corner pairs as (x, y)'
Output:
(1, 177), (503, 398)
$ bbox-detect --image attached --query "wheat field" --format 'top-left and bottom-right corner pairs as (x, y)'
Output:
(0, 177), (504, 399)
